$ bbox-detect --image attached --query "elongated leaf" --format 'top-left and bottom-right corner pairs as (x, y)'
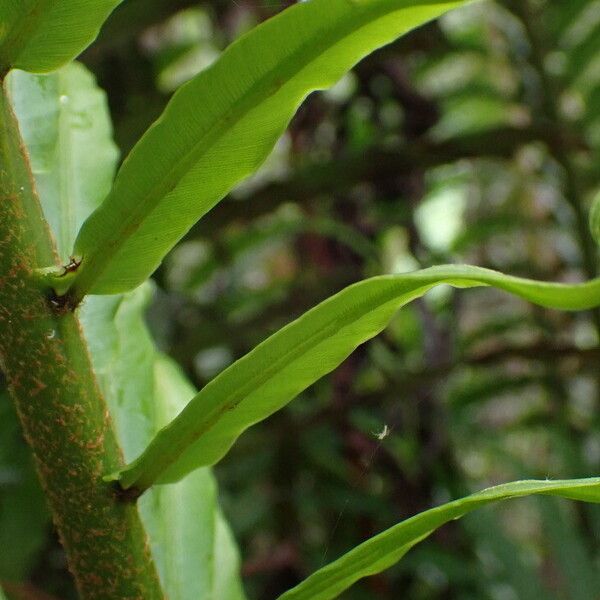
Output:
(0, 1), (122, 75)
(67, 0), (468, 297)
(10, 65), (245, 600)
(112, 265), (600, 489)
(276, 478), (600, 600)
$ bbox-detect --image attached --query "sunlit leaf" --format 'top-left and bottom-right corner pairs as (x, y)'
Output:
(67, 0), (469, 297)
(112, 265), (600, 489)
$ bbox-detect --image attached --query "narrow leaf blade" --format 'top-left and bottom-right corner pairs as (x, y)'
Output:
(276, 478), (600, 600)
(114, 266), (600, 489)
(69, 0), (468, 297)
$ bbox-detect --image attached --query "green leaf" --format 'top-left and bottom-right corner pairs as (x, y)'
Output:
(0, 0), (122, 75)
(7, 63), (119, 261)
(67, 0), (469, 297)
(146, 356), (245, 600)
(276, 478), (600, 600)
(10, 64), (245, 600)
(113, 265), (600, 489)
(81, 291), (246, 600)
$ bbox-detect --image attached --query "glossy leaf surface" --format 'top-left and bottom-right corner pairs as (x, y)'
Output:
(113, 265), (600, 488)
(277, 478), (600, 600)
(0, 1), (122, 74)
(10, 65), (244, 600)
(69, 0), (468, 297)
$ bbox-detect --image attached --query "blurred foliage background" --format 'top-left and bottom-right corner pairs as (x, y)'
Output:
(3, 0), (600, 598)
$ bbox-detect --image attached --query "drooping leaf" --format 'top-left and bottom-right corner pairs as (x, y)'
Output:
(0, 1), (122, 75)
(67, 0), (470, 297)
(112, 265), (600, 489)
(276, 478), (600, 600)
(10, 65), (245, 600)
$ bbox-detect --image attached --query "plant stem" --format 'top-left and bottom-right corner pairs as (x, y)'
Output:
(0, 82), (163, 598)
